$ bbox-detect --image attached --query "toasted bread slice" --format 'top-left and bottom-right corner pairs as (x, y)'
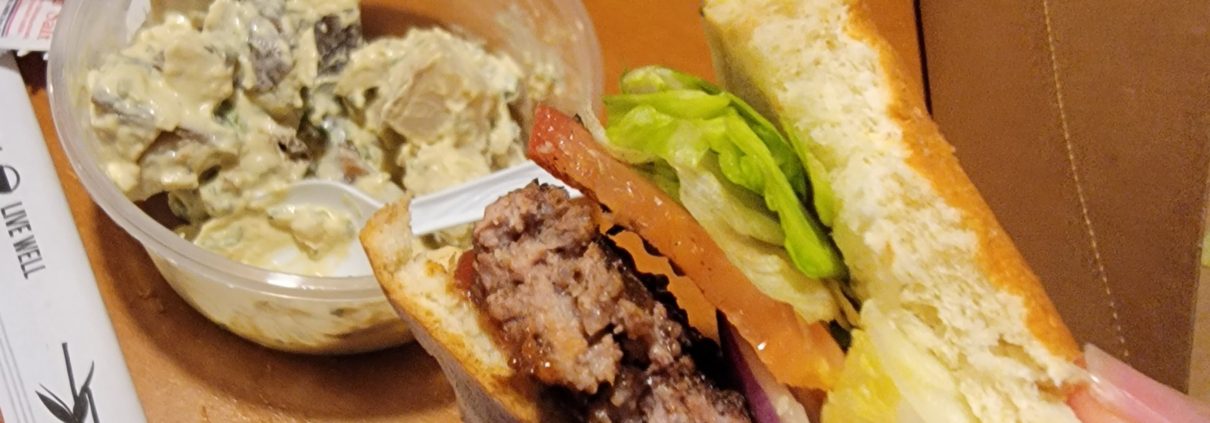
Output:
(360, 201), (561, 423)
(703, 0), (1084, 421)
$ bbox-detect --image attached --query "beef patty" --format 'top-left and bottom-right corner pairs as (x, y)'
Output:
(469, 183), (750, 422)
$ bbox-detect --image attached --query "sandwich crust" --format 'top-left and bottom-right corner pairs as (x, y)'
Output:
(361, 201), (553, 423)
(844, 0), (1079, 362)
(702, 0), (1084, 421)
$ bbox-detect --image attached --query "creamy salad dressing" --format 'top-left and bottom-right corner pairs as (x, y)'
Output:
(337, 29), (524, 196)
(192, 205), (355, 276)
(88, 13), (238, 196)
(88, 0), (529, 276)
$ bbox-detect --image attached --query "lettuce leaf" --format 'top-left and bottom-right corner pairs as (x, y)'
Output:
(608, 68), (808, 198)
(677, 161), (837, 322)
(603, 66), (846, 281)
(791, 127), (839, 228)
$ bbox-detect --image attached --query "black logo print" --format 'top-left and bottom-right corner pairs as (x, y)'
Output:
(0, 165), (18, 194)
(36, 343), (99, 423)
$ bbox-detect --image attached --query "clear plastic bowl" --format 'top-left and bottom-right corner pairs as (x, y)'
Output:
(48, 0), (603, 354)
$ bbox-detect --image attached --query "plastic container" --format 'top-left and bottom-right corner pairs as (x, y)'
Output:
(47, 0), (603, 354)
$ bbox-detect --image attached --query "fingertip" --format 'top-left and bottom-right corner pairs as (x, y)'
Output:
(1080, 343), (1209, 423)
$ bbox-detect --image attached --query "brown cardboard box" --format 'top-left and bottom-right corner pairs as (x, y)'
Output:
(916, 1), (1210, 398)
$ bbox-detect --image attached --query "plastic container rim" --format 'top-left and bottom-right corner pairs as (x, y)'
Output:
(46, 0), (605, 302)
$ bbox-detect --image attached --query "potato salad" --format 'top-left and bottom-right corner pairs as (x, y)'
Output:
(87, 0), (527, 275)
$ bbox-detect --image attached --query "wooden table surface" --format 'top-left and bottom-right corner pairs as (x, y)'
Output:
(14, 1), (917, 421)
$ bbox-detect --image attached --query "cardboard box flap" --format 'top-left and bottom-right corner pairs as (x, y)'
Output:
(920, 1), (1210, 393)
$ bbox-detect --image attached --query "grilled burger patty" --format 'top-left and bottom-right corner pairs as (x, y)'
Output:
(467, 183), (751, 422)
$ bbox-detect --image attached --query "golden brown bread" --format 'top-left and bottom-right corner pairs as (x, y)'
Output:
(703, 0), (1084, 421)
(846, 0), (1079, 361)
(360, 201), (554, 423)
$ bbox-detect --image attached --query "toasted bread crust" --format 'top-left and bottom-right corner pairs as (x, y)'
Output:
(360, 201), (550, 422)
(845, 0), (1079, 361)
(702, 0), (1084, 420)
(702, 0), (1078, 363)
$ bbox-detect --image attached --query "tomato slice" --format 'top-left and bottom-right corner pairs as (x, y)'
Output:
(527, 106), (844, 390)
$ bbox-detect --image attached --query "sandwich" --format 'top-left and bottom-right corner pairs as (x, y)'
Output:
(360, 0), (1098, 421)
